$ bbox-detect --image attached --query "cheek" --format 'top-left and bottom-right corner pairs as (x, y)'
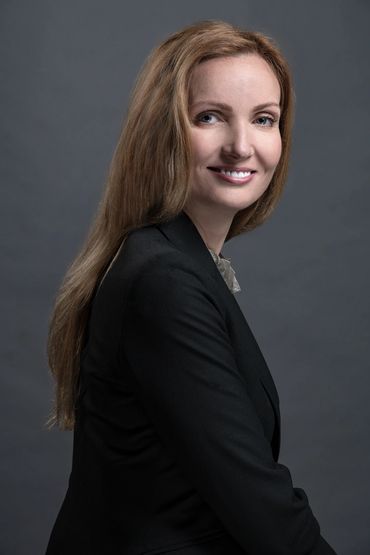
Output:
(190, 130), (217, 164)
(262, 133), (282, 168)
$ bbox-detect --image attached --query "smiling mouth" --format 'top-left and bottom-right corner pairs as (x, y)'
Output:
(208, 167), (257, 177)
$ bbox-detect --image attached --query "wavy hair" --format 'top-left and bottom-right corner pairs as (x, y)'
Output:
(47, 19), (295, 429)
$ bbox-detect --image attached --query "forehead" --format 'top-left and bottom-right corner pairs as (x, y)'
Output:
(189, 53), (281, 106)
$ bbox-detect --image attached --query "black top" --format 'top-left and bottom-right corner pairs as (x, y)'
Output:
(45, 210), (337, 554)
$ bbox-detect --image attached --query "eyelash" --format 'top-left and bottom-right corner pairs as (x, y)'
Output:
(195, 111), (278, 127)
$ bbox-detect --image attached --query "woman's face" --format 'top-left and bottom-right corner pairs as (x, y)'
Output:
(187, 53), (282, 218)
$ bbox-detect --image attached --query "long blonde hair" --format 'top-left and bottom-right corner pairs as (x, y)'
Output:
(47, 19), (295, 430)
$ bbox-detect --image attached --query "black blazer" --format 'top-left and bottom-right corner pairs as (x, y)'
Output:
(45, 210), (336, 554)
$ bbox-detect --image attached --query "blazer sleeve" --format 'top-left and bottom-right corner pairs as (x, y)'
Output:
(121, 259), (337, 555)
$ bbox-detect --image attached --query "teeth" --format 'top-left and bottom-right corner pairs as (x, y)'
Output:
(220, 169), (251, 178)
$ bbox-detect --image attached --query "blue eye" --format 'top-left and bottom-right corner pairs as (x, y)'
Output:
(196, 112), (219, 124)
(195, 112), (278, 126)
(255, 115), (276, 126)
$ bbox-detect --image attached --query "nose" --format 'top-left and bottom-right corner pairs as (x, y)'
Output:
(221, 122), (254, 160)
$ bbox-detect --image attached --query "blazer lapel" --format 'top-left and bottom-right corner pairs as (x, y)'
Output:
(156, 210), (281, 460)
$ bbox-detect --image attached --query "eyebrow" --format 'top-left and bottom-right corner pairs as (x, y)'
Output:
(190, 100), (281, 112)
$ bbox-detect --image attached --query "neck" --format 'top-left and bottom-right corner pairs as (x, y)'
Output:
(183, 202), (235, 256)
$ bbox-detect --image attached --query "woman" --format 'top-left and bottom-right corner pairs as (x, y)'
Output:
(45, 20), (337, 554)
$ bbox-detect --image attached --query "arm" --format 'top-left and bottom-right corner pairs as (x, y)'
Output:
(121, 260), (337, 555)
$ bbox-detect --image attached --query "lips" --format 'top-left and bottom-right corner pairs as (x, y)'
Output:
(207, 166), (256, 173)
(207, 166), (257, 185)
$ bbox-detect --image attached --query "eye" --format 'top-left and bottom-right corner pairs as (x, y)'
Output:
(255, 114), (278, 127)
(195, 111), (221, 124)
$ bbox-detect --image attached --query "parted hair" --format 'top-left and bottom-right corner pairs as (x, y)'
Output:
(47, 19), (295, 429)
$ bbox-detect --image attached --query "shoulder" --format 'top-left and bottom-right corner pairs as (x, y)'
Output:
(97, 225), (218, 311)
(114, 227), (223, 320)
(115, 225), (210, 289)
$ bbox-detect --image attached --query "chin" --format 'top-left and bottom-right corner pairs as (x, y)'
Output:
(216, 193), (262, 212)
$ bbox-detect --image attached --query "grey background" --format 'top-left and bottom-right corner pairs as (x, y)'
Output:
(1, 1), (369, 553)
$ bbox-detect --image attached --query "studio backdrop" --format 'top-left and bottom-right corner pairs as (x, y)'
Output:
(1, 1), (369, 554)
